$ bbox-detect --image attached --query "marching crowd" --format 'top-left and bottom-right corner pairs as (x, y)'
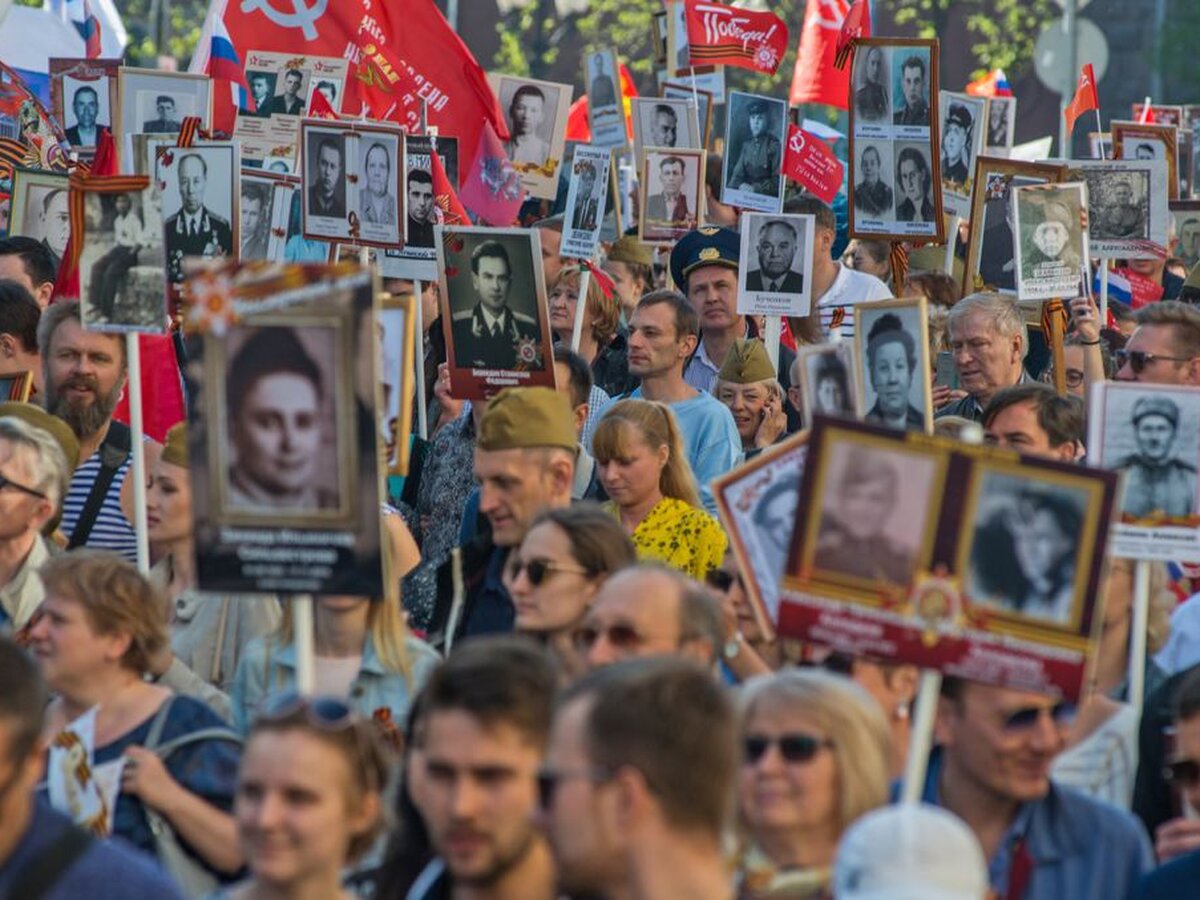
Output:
(3, 134), (1200, 900)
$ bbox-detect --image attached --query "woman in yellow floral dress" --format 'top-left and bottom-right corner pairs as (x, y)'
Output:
(592, 398), (727, 579)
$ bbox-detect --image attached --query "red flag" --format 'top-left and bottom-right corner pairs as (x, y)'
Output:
(355, 37), (424, 123)
(683, 0), (789, 74)
(431, 149), (469, 226)
(781, 123), (844, 205)
(834, 0), (870, 69)
(1064, 64), (1099, 134)
(307, 85), (339, 119)
(790, 0), (853, 108)
(458, 121), (524, 226)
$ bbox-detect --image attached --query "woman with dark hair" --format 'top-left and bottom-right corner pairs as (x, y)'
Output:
(895, 148), (934, 222)
(812, 354), (853, 417)
(226, 326), (334, 511)
(863, 313), (923, 430)
(970, 488), (1081, 624)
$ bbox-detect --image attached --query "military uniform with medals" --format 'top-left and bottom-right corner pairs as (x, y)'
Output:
(452, 304), (543, 370)
(165, 207), (233, 283)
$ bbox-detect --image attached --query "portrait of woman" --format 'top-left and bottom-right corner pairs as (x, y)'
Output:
(861, 312), (924, 430)
(813, 355), (852, 416)
(895, 147), (935, 222)
(853, 145), (894, 218)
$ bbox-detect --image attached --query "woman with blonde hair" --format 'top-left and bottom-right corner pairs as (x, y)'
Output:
(592, 398), (727, 579)
(548, 265), (636, 397)
(736, 669), (893, 898)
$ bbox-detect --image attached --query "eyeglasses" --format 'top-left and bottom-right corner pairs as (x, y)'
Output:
(258, 691), (356, 731)
(705, 569), (744, 593)
(572, 622), (646, 653)
(507, 556), (589, 587)
(1164, 758), (1200, 788)
(1001, 700), (1077, 733)
(0, 474), (46, 500)
(536, 765), (613, 809)
(744, 733), (833, 765)
(1114, 348), (1194, 373)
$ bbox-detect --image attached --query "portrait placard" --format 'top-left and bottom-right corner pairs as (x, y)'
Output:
(638, 147), (704, 245)
(183, 261), (383, 597)
(632, 96), (701, 167)
(721, 91), (787, 213)
(1089, 132), (1113, 162)
(985, 95), (1016, 153)
(737, 212), (815, 316)
(0, 371), (32, 402)
(664, 0), (723, 95)
(115, 68), (211, 150)
(1112, 120), (1180, 200)
(662, 82), (713, 149)
(1171, 199), (1200, 268)
(779, 417), (1118, 700)
(1069, 159), (1169, 259)
(379, 292), (416, 475)
(155, 144), (239, 286)
(962, 156), (1065, 296)
(937, 91), (987, 219)
(437, 225), (557, 401)
(854, 297), (933, 433)
(238, 170), (294, 262)
(1012, 181), (1089, 302)
(585, 48), (628, 150)
(849, 39), (943, 241)
(50, 58), (119, 156)
(1132, 103), (1185, 127)
(713, 432), (810, 640)
(561, 146), (612, 261)
(1088, 381), (1200, 562)
(8, 170), (70, 262)
(380, 134), (459, 281)
(488, 74), (571, 201)
(795, 341), (861, 430)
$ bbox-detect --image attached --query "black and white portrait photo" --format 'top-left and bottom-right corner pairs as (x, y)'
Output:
(894, 143), (936, 224)
(379, 295), (415, 474)
(986, 96), (1016, 151)
(356, 132), (402, 246)
(116, 68), (210, 145)
(966, 164), (1060, 295)
(239, 176), (274, 261)
(78, 187), (166, 333)
(1113, 121), (1180, 201)
(270, 67), (308, 117)
(808, 440), (938, 587)
(722, 91), (786, 213)
(632, 97), (699, 166)
(738, 212), (814, 317)
(243, 70), (277, 118)
(1172, 201), (1200, 268)
(308, 79), (340, 114)
(1075, 159), (1168, 259)
(438, 226), (556, 399)
(8, 171), (70, 273)
(796, 342), (859, 429)
(1013, 182), (1089, 301)
(939, 92), (986, 217)
(586, 48), (627, 149)
(387, 135), (459, 278)
(639, 148), (703, 244)
(892, 49), (931, 132)
(854, 45), (890, 126)
(853, 141), (894, 222)
(302, 126), (349, 239)
(51, 59), (119, 156)
(561, 146), (611, 260)
(662, 83), (712, 148)
(966, 472), (1088, 627)
(490, 74), (571, 201)
(855, 299), (931, 432)
(158, 144), (237, 285)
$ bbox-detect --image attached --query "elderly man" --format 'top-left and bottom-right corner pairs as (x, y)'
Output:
(1115, 300), (1200, 384)
(164, 153), (234, 283)
(429, 387), (575, 646)
(1117, 396), (1197, 518)
(982, 383), (1083, 462)
(936, 292), (1029, 422)
(714, 339), (786, 458)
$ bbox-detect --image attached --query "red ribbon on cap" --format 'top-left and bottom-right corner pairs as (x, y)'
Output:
(580, 258), (616, 301)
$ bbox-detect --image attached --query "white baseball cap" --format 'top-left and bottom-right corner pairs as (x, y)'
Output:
(833, 804), (989, 900)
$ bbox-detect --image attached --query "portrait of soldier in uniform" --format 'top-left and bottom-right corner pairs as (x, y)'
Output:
(164, 152), (233, 284)
(450, 240), (543, 370)
(143, 95), (181, 134)
(893, 54), (930, 127)
(855, 46), (889, 122)
(941, 102), (973, 189)
(854, 144), (894, 218)
(728, 98), (782, 197)
(1116, 395), (1198, 519)
(1095, 179), (1145, 240)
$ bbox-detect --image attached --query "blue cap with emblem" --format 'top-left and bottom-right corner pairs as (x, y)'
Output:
(669, 225), (740, 290)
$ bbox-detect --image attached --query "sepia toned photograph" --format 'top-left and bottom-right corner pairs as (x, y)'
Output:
(938, 91), (986, 218)
(1112, 120), (1180, 200)
(737, 212), (815, 317)
(585, 48), (627, 150)
(986, 96), (1016, 152)
(855, 298), (932, 433)
(638, 147), (703, 244)
(1012, 181), (1089, 301)
(1072, 159), (1168, 259)
(631, 96), (701, 166)
(489, 74), (571, 201)
(116, 68), (211, 144)
(561, 145), (612, 261)
(50, 58), (119, 154)
(795, 342), (860, 430)
(157, 144), (238, 285)
(721, 91), (787, 212)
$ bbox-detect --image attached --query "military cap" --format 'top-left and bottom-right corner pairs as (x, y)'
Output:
(478, 387), (577, 452)
(1132, 396), (1180, 428)
(1041, 199), (1074, 229)
(607, 235), (653, 267)
(747, 99), (768, 116)
(945, 103), (972, 130)
(669, 225), (740, 289)
(161, 422), (188, 468)
(717, 339), (776, 384)
(0, 402), (79, 472)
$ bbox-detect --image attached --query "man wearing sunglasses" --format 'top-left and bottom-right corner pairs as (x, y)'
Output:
(537, 658), (737, 900)
(938, 292), (1032, 423)
(1115, 300), (1200, 385)
(930, 677), (1152, 897)
(407, 638), (559, 900)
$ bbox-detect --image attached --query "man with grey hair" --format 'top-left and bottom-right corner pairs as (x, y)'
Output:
(937, 292), (1029, 422)
(0, 415), (69, 631)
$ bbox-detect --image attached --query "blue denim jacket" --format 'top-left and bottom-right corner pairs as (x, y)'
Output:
(915, 749), (1153, 899)
(230, 634), (441, 734)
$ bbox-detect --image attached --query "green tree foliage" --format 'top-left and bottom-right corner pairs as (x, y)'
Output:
(495, 0), (569, 79)
(889, 0), (1056, 79)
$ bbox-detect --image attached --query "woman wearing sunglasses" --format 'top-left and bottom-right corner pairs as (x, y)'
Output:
(735, 669), (892, 898)
(506, 504), (636, 680)
(213, 694), (391, 900)
(592, 398), (727, 580)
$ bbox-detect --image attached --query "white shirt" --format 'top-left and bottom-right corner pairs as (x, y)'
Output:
(816, 264), (893, 340)
(114, 212), (142, 247)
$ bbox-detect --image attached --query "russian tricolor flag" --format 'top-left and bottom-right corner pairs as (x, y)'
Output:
(206, 18), (255, 113)
(966, 68), (1013, 98)
(1094, 268), (1133, 305)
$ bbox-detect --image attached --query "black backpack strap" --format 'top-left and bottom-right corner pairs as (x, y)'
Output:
(66, 421), (132, 550)
(6, 822), (93, 900)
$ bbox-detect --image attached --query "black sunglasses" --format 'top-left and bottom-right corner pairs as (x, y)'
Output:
(744, 733), (833, 765)
(705, 569), (745, 593)
(536, 765), (613, 809)
(259, 691), (355, 731)
(0, 473), (46, 500)
(1164, 758), (1200, 788)
(507, 556), (589, 587)
(1115, 348), (1193, 374)
(1002, 700), (1077, 732)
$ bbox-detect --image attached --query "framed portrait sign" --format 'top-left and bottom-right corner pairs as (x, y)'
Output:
(1178, 129), (1194, 200)
(1088, 381), (1200, 562)
(653, 9), (669, 65)
(300, 120), (405, 248)
(68, 173), (167, 334)
(488, 74), (571, 201)
(1012, 181), (1090, 302)
(155, 144), (240, 286)
(1068, 159), (1169, 260)
(8, 169), (70, 260)
(115, 68), (212, 150)
(713, 431), (811, 640)
(0, 371), (33, 402)
(436, 224), (557, 401)
(50, 58), (119, 157)
(985, 95), (1015, 153)
(585, 48), (628, 150)
(379, 292), (416, 476)
(722, 91), (787, 213)
(854, 297), (933, 433)
(779, 416), (1118, 701)
(561, 146), (612, 261)
(182, 260), (383, 597)
(1171, 199), (1200, 268)
(1132, 103), (1185, 127)
(937, 91), (987, 219)
(239, 169), (296, 262)
(631, 97), (701, 167)
(664, 0), (721, 88)
(737, 212), (815, 316)
(1088, 132), (1112, 161)
(848, 38), (944, 242)
(795, 341), (861, 430)
(638, 146), (704, 245)
(962, 156), (1066, 296)
(1111, 120), (1180, 200)
(380, 134), (459, 281)
(662, 82), (713, 149)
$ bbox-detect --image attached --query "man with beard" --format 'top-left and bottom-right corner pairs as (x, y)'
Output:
(406, 637), (558, 900)
(1116, 396), (1197, 518)
(37, 301), (157, 560)
(406, 169), (438, 248)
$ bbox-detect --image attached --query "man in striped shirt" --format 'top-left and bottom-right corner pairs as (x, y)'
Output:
(37, 301), (159, 561)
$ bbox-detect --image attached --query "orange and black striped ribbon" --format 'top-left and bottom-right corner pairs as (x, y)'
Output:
(176, 116), (203, 148)
(889, 241), (910, 295)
